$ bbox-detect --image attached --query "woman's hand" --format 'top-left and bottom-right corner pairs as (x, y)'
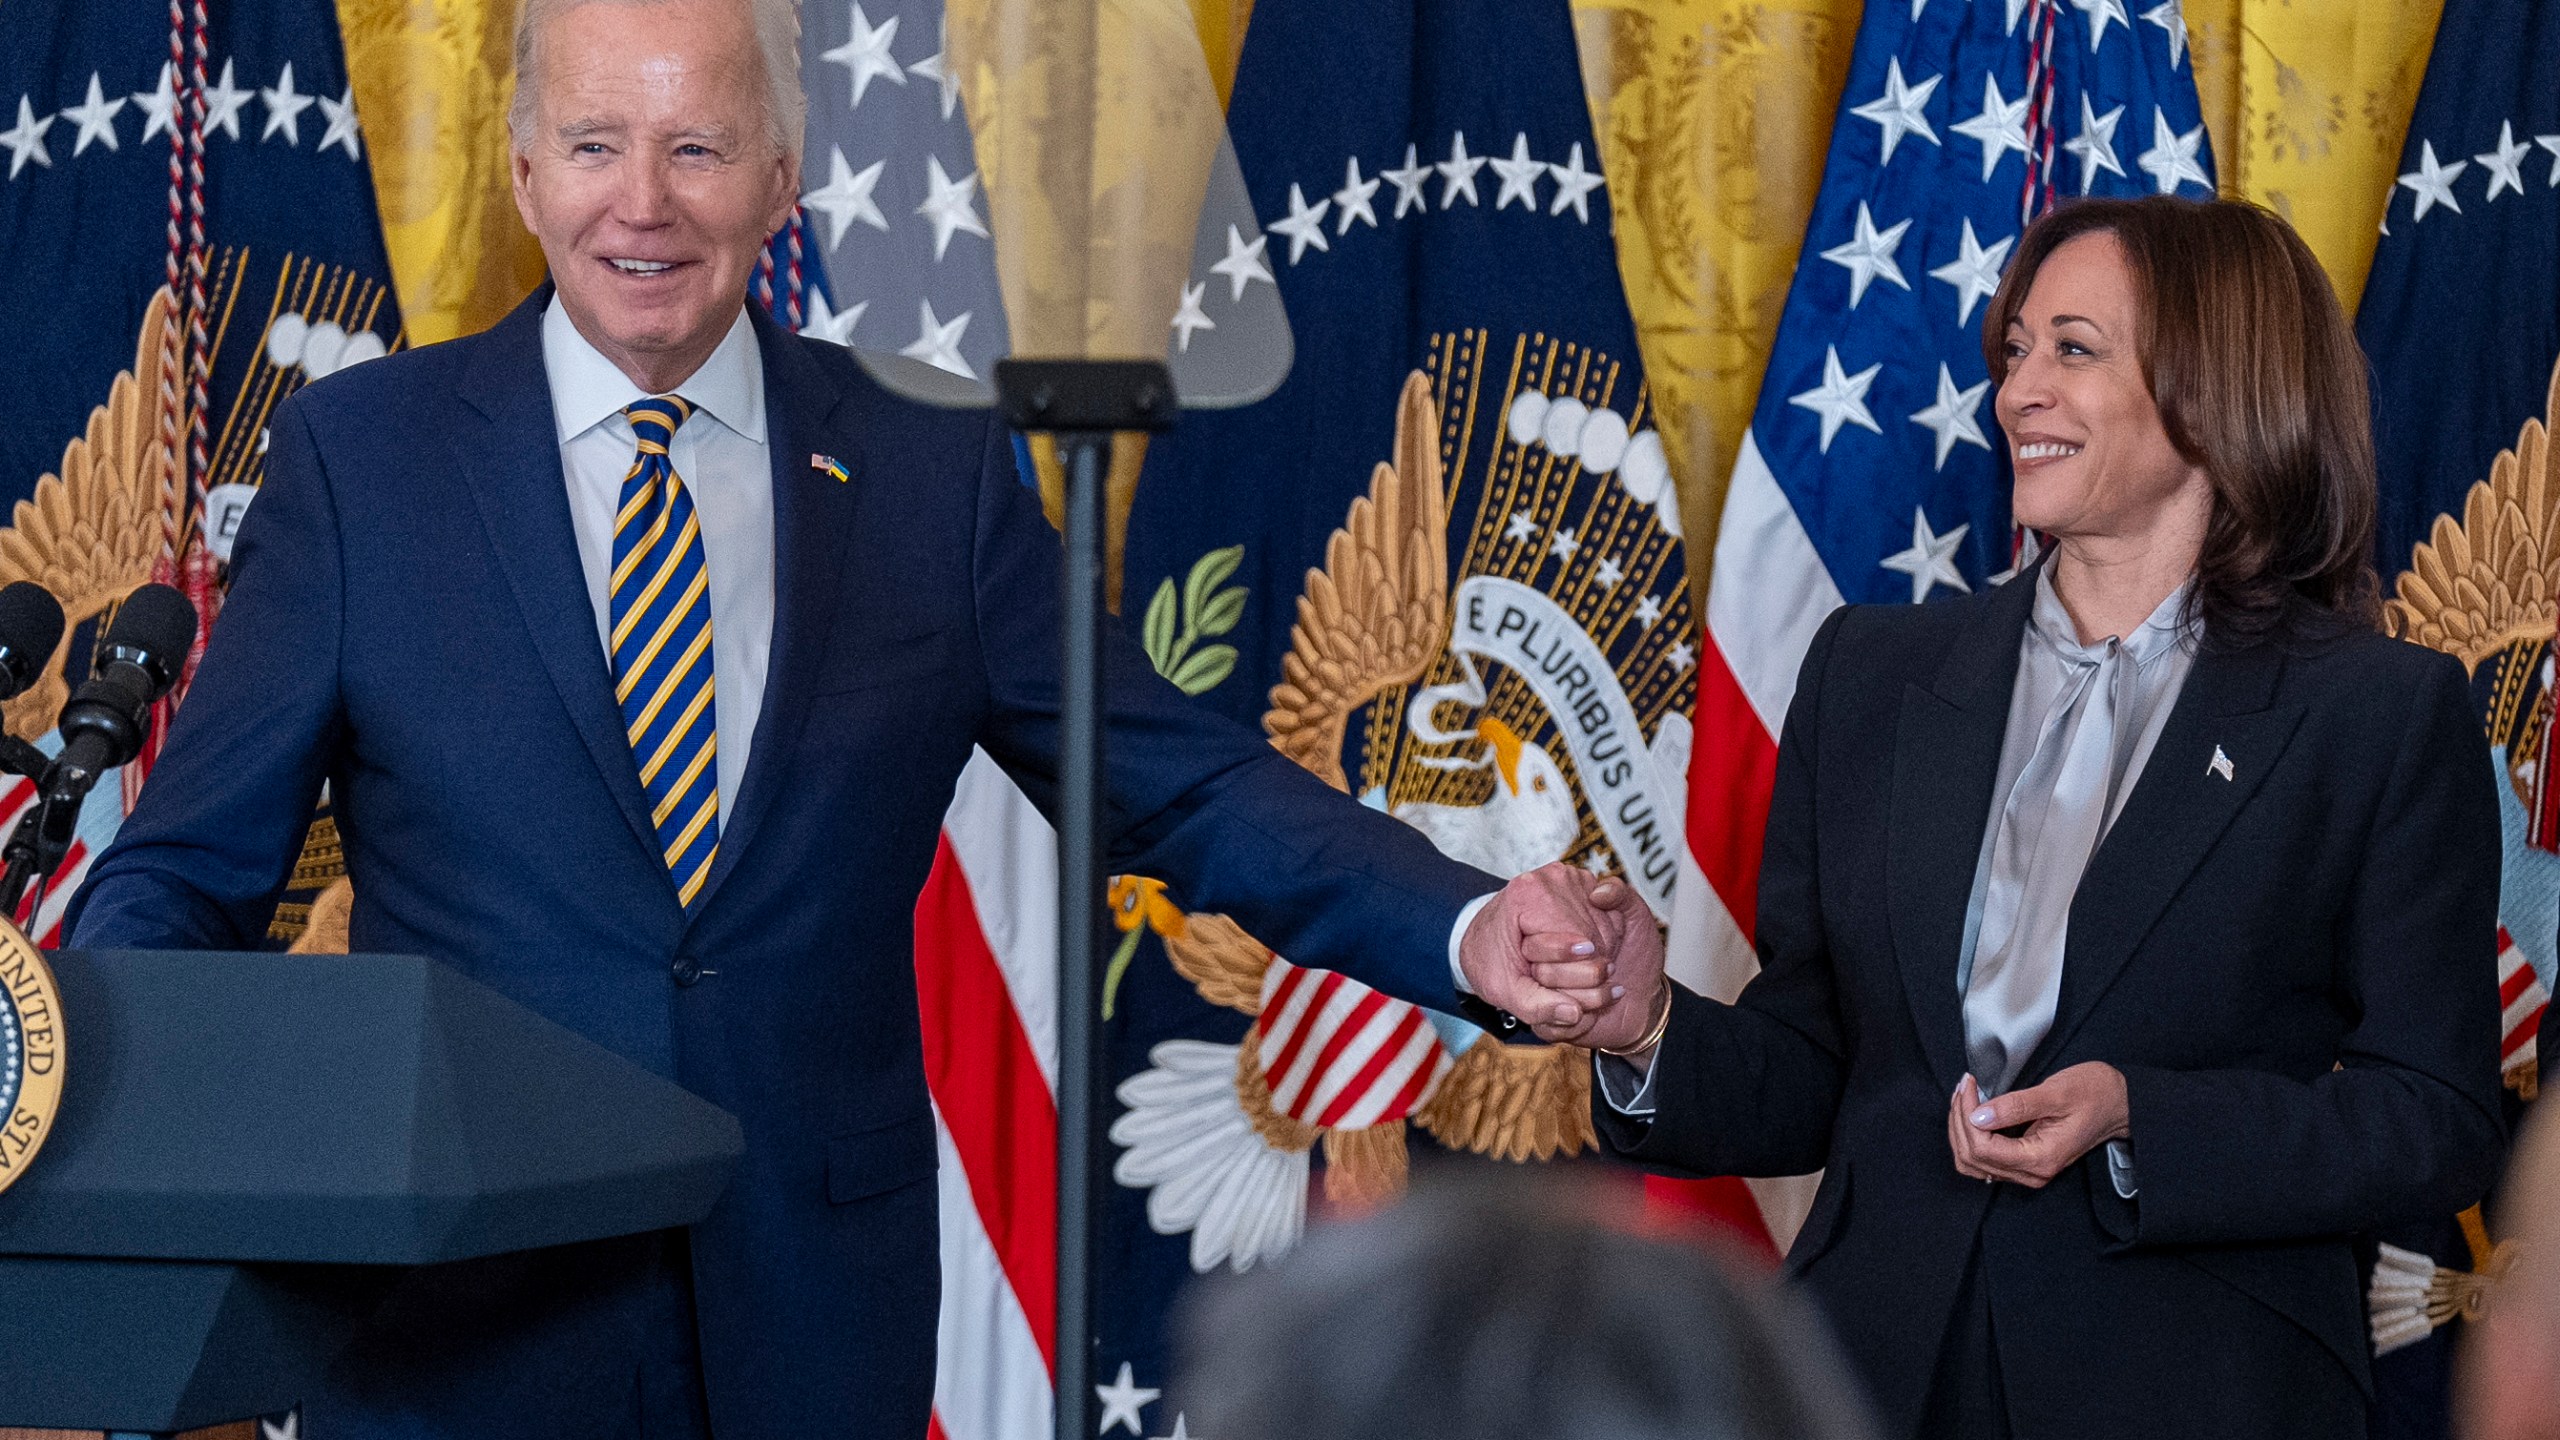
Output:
(1947, 1063), (2130, 1188)
(1520, 876), (1665, 1054)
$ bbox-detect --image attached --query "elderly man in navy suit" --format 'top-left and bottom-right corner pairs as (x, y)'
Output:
(65, 0), (1648, 1435)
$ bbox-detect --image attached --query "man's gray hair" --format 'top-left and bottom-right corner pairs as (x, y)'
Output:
(509, 0), (807, 157)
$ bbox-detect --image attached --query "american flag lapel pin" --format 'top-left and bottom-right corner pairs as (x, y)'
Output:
(811, 451), (850, 484)
(2208, 745), (2235, 782)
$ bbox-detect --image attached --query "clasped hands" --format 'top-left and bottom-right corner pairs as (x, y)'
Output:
(1947, 1064), (2130, 1188)
(1454, 865), (1666, 1051)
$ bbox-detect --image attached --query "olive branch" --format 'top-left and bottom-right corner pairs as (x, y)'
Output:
(1105, 545), (1249, 1017)
(1140, 543), (1248, 696)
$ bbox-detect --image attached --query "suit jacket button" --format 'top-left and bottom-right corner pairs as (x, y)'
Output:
(671, 956), (703, 987)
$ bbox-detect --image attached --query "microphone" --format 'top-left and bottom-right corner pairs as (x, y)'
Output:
(50, 583), (198, 793)
(0, 582), (65, 702)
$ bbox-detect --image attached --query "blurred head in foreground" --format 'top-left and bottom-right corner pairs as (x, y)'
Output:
(1177, 1171), (1879, 1440)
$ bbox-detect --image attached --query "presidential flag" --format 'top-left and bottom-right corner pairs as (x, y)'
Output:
(1667, 0), (2214, 1242)
(2354, 0), (2559, 1428)
(1077, 0), (1697, 1426)
(0, 0), (396, 946)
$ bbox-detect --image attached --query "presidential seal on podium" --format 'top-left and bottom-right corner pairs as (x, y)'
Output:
(0, 917), (61, 1195)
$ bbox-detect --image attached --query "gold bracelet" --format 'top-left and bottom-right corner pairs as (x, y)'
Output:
(1598, 986), (1673, 1057)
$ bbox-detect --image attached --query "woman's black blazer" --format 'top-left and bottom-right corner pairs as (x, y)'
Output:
(1597, 571), (2505, 1438)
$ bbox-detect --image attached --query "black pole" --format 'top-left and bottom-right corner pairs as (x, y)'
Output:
(990, 358), (1175, 1440)
(1053, 428), (1109, 1440)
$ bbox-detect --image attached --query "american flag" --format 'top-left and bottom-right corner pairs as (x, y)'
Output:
(788, 0), (1008, 379)
(775, 6), (1052, 1437)
(1668, 0), (2214, 1241)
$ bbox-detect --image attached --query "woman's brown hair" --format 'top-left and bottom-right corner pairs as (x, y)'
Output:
(1980, 195), (2380, 641)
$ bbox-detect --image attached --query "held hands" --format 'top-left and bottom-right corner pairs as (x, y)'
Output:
(1455, 864), (1666, 1049)
(1947, 1063), (2130, 1188)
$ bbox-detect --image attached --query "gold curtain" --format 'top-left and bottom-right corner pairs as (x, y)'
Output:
(338, 0), (549, 346)
(1570, 0), (1862, 585)
(1568, 0), (2443, 601)
(2184, 0), (2444, 313)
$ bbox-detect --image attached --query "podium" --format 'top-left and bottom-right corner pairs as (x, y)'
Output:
(0, 950), (745, 1434)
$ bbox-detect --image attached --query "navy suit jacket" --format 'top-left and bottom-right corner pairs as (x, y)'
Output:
(1598, 572), (2506, 1439)
(68, 289), (1495, 1438)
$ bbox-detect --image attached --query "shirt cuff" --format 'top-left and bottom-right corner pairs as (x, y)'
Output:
(1592, 1049), (1659, 1117)
(2105, 1138), (2138, 1199)
(1447, 892), (1498, 995)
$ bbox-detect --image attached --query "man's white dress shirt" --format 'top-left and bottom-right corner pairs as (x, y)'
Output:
(543, 298), (774, 825)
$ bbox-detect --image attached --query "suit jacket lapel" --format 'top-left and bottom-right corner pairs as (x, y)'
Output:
(1885, 572), (2039, 1095)
(2018, 636), (2302, 1084)
(452, 287), (669, 872)
(689, 311), (860, 911)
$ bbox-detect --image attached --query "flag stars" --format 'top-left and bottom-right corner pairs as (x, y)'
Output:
(260, 62), (314, 145)
(899, 298), (973, 378)
(1882, 509), (1972, 603)
(1383, 143), (1432, 218)
(1505, 509), (1539, 544)
(2069, 0), (2128, 51)
(1170, 281), (1214, 353)
(2397, 139), (2467, 221)
(2142, 0), (2189, 68)
(1333, 156), (1381, 232)
(134, 63), (180, 143)
(804, 147), (891, 248)
(1489, 132), (1545, 210)
(1268, 183), (1332, 263)
(1148, 1416), (1198, 1440)
(916, 156), (989, 260)
(1951, 73), (2029, 183)
(2135, 108), (2209, 195)
(1850, 57), (1941, 166)
(797, 289), (866, 346)
(1820, 201), (1913, 309)
(1633, 593), (1664, 630)
(1096, 1362), (1160, 1437)
(1592, 555), (1625, 590)
(1547, 142), (1604, 221)
(1210, 224), (1273, 301)
(822, 3), (907, 109)
(1581, 848), (1615, 878)
(908, 18), (961, 120)
(61, 74), (124, 156)
(2064, 94), (2127, 193)
(1436, 131), (1487, 208)
(202, 59), (253, 141)
(2476, 121), (2531, 203)
(1663, 639), (1695, 674)
(1929, 217), (2013, 327)
(0, 97), (55, 179)
(1549, 528), (1581, 561)
(1909, 363), (1993, 470)
(315, 85), (362, 159)
(1789, 345), (1884, 453)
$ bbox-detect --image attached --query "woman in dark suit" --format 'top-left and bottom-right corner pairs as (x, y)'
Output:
(1552, 197), (2504, 1437)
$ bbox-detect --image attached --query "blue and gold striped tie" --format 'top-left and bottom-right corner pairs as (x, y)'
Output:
(611, 396), (720, 905)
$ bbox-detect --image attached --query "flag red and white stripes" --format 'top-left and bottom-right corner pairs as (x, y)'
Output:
(1661, 432), (1846, 1252)
(915, 750), (1061, 1440)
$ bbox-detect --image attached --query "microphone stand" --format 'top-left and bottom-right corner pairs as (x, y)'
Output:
(992, 359), (1176, 1440)
(0, 734), (67, 920)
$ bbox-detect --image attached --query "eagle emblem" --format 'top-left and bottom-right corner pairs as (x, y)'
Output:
(2369, 352), (2560, 1357)
(1113, 335), (1698, 1272)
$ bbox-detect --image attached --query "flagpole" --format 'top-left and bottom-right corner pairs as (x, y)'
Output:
(994, 360), (1176, 1440)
